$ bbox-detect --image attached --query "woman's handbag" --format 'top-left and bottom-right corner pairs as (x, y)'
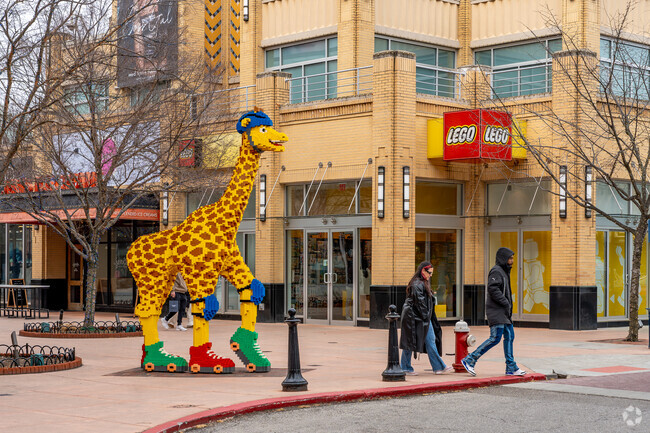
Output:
(168, 299), (179, 313)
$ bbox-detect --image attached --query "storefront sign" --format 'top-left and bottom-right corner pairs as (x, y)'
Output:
(443, 109), (513, 161)
(179, 139), (201, 167)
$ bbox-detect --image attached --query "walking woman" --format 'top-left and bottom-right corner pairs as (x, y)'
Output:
(399, 261), (453, 375)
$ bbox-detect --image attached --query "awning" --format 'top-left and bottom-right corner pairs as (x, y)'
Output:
(0, 208), (160, 224)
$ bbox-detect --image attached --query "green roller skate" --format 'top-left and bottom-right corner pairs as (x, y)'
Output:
(230, 327), (271, 373)
(141, 341), (188, 373)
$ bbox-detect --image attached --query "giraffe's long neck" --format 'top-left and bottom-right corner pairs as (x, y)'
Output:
(215, 138), (260, 222)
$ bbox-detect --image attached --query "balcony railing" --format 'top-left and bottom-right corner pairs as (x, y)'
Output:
(489, 61), (552, 99)
(415, 65), (465, 99)
(286, 66), (372, 104)
(191, 85), (257, 120)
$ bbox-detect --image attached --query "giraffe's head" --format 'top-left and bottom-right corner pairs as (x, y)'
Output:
(236, 108), (288, 153)
(237, 107), (289, 153)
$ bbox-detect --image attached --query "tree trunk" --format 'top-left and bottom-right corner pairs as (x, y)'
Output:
(83, 241), (100, 327)
(626, 220), (647, 341)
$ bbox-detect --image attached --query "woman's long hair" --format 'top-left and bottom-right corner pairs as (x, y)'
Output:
(406, 261), (433, 297)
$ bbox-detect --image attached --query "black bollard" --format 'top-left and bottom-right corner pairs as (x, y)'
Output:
(11, 330), (19, 360)
(382, 304), (405, 382)
(115, 313), (122, 332)
(282, 308), (308, 392)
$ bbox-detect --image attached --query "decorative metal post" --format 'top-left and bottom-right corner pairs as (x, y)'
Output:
(115, 313), (122, 333)
(382, 304), (405, 381)
(11, 330), (19, 360)
(282, 308), (308, 391)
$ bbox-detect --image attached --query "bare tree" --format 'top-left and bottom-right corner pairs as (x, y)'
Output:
(484, 1), (649, 340)
(0, 0), (241, 325)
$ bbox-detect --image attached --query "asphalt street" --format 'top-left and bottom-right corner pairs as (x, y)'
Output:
(186, 385), (649, 433)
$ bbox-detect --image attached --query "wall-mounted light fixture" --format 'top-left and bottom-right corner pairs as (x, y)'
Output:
(377, 166), (385, 219)
(162, 182), (169, 225)
(243, 0), (249, 21)
(559, 165), (567, 219)
(259, 174), (267, 222)
(585, 165), (592, 218)
(403, 166), (410, 218)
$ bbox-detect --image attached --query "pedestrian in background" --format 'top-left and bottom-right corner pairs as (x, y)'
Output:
(461, 247), (526, 376)
(161, 273), (189, 331)
(400, 261), (453, 375)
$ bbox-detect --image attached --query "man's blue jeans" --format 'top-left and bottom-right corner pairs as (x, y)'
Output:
(464, 323), (519, 373)
(401, 321), (447, 373)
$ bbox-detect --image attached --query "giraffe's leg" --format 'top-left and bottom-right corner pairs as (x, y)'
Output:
(184, 275), (234, 374)
(130, 266), (188, 373)
(221, 255), (270, 373)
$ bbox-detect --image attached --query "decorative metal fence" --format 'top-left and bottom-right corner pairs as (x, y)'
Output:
(23, 319), (141, 334)
(489, 61), (552, 99)
(415, 65), (465, 99)
(0, 343), (76, 368)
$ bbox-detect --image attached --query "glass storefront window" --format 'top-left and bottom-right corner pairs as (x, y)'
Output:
(8, 225), (23, 280)
(488, 231), (519, 315)
(415, 181), (460, 215)
(608, 231), (627, 317)
(97, 242), (109, 306)
(111, 242), (134, 306)
(287, 230), (304, 314)
(24, 226), (32, 284)
(595, 231), (607, 317)
(416, 229), (459, 318)
(487, 181), (551, 216)
(640, 236), (648, 316)
(595, 182), (629, 215)
(187, 189), (224, 214)
(0, 225), (5, 282)
(223, 232), (255, 312)
(521, 231), (551, 315)
(286, 180), (372, 217)
(358, 228), (372, 319)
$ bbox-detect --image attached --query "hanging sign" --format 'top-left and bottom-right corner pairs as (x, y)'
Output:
(443, 109), (512, 161)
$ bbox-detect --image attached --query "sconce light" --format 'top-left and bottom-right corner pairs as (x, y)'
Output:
(403, 166), (410, 219)
(559, 165), (567, 219)
(259, 174), (266, 222)
(243, 0), (249, 21)
(377, 166), (385, 219)
(162, 182), (169, 225)
(585, 165), (592, 218)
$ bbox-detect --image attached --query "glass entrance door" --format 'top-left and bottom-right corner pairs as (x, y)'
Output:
(68, 246), (84, 311)
(306, 230), (354, 324)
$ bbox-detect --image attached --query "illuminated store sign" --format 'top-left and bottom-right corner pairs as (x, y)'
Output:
(442, 109), (513, 161)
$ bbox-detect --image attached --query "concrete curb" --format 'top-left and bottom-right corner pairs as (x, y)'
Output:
(143, 373), (546, 433)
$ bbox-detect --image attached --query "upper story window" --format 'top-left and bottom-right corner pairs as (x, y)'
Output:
(600, 37), (650, 100)
(187, 187), (256, 219)
(130, 81), (170, 107)
(265, 38), (338, 103)
(286, 180), (371, 217)
(63, 82), (109, 115)
(475, 39), (561, 99)
(375, 37), (457, 97)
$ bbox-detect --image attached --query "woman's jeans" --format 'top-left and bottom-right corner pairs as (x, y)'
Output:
(401, 321), (447, 372)
(463, 323), (519, 373)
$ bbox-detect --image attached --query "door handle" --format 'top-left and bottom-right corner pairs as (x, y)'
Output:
(332, 273), (338, 284)
(323, 272), (330, 284)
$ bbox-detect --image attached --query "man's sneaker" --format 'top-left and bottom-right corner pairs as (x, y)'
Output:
(506, 369), (526, 376)
(177, 325), (188, 331)
(461, 358), (476, 376)
(404, 370), (418, 376)
(160, 317), (170, 330)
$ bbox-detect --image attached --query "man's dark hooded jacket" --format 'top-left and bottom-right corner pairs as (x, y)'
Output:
(486, 247), (514, 326)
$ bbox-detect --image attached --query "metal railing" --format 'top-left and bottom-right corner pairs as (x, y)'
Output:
(415, 65), (465, 99)
(286, 66), (372, 104)
(191, 85), (257, 120)
(489, 61), (552, 99)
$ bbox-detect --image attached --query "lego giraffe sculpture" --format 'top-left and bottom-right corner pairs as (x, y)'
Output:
(127, 108), (287, 373)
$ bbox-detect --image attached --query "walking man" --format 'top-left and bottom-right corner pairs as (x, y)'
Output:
(461, 247), (526, 376)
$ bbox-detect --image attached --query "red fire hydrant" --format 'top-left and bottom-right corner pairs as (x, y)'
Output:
(452, 320), (476, 372)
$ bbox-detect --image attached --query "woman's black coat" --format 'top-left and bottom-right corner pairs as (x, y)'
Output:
(399, 278), (442, 356)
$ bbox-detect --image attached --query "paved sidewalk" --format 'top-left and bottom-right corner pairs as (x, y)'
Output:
(1, 311), (648, 433)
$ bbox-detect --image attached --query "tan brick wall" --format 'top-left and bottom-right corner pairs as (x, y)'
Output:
(371, 51), (417, 285)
